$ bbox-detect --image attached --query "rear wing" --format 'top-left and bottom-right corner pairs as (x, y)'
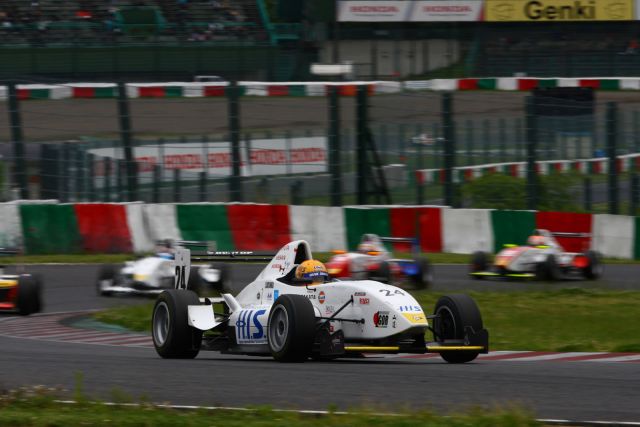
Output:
(379, 237), (421, 253)
(172, 241), (275, 290)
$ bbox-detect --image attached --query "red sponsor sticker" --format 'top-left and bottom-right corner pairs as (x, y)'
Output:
(319, 291), (326, 304)
(359, 298), (370, 305)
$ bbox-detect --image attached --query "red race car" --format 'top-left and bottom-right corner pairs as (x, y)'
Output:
(325, 234), (433, 289)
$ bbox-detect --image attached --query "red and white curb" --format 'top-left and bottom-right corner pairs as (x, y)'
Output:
(0, 311), (152, 348)
(2, 312), (640, 362)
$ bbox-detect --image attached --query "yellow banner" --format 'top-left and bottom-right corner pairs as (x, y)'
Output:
(485, 0), (633, 21)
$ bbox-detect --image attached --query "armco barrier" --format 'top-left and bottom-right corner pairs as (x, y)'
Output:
(442, 209), (493, 254)
(289, 206), (346, 252)
(226, 204), (291, 251)
(490, 210), (536, 253)
(176, 204), (234, 251)
(592, 214), (634, 260)
(20, 203), (81, 254)
(0, 203), (23, 248)
(6, 202), (640, 259)
(74, 204), (132, 253)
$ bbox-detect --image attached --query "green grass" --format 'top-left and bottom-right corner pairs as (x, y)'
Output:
(0, 386), (539, 427)
(94, 289), (640, 353)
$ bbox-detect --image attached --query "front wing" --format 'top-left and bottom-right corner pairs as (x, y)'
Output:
(469, 270), (535, 280)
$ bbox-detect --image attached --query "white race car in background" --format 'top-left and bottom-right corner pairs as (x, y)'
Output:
(470, 229), (603, 281)
(151, 240), (489, 363)
(97, 242), (228, 296)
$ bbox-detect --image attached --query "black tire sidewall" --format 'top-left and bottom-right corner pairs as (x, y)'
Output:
(152, 289), (203, 358)
(434, 294), (483, 363)
(268, 294), (316, 362)
(16, 275), (38, 316)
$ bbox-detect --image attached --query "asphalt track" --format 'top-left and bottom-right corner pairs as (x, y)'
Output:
(1, 263), (639, 423)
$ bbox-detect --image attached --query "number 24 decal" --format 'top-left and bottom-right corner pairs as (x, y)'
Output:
(379, 289), (405, 297)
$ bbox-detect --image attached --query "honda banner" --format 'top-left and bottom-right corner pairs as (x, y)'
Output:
(338, 1), (484, 22)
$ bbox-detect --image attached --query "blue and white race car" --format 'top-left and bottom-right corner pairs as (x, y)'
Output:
(151, 240), (488, 363)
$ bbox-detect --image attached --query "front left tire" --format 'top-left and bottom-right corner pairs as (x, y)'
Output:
(16, 275), (41, 316)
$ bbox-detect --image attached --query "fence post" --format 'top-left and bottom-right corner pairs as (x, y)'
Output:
(87, 153), (95, 202)
(152, 165), (161, 203)
(328, 85), (342, 206)
(227, 80), (243, 202)
(356, 85), (368, 205)
(606, 102), (618, 214)
(7, 82), (28, 199)
(117, 81), (137, 202)
(465, 119), (473, 166)
(630, 172), (638, 216)
(61, 143), (70, 202)
(499, 118), (506, 163)
(525, 96), (538, 210)
(442, 92), (456, 207)
(173, 168), (181, 202)
(198, 171), (206, 202)
(75, 148), (84, 202)
(39, 144), (59, 200)
(416, 140), (424, 205)
(482, 119), (490, 165)
(104, 157), (111, 202)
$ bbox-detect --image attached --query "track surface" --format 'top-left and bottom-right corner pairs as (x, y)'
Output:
(1, 263), (639, 422)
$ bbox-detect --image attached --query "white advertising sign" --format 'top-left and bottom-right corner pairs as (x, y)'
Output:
(412, 1), (484, 21)
(88, 137), (328, 182)
(338, 1), (484, 22)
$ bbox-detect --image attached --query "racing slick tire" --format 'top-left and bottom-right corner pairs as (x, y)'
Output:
(267, 294), (316, 362)
(152, 289), (203, 359)
(535, 255), (559, 281)
(411, 257), (433, 289)
(16, 275), (40, 316)
(433, 294), (483, 364)
(582, 250), (603, 280)
(368, 261), (392, 284)
(96, 264), (117, 296)
(470, 251), (489, 280)
(187, 267), (204, 295)
(32, 274), (44, 313)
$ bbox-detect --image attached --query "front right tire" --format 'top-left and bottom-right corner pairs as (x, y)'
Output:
(152, 289), (203, 359)
(16, 275), (41, 316)
(433, 294), (483, 363)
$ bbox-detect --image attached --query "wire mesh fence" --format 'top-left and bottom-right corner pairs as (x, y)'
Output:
(1, 77), (640, 214)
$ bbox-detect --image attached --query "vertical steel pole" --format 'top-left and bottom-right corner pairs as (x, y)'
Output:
(356, 85), (368, 205)
(117, 82), (137, 201)
(7, 82), (28, 199)
(442, 93), (455, 207)
(606, 102), (618, 214)
(328, 85), (342, 206)
(525, 96), (538, 210)
(227, 81), (243, 201)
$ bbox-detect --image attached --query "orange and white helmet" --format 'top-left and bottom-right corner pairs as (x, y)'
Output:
(528, 234), (546, 246)
(295, 259), (328, 284)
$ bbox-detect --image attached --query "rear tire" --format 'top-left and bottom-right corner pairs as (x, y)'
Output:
(535, 254), (559, 281)
(433, 294), (483, 363)
(267, 295), (316, 362)
(16, 275), (39, 316)
(582, 251), (603, 280)
(470, 251), (489, 280)
(368, 261), (392, 284)
(96, 264), (117, 296)
(152, 289), (203, 359)
(411, 257), (433, 289)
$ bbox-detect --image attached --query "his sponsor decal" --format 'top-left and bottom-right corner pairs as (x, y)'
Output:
(305, 293), (317, 300)
(401, 312), (428, 325)
(319, 291), (326, 304)
(392, 314), (397, 328)
(236, 309), (267, 343)
(325, 305), (335, 315)
(265, 281), (274, 289)
(373, 311), (389, 328)
(359, 297), (370, 305)
(398, 305), (422, 312)
(354, 292), (366, 296)
(274, 289), (279, 300)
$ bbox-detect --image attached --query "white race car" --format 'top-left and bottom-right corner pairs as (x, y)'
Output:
(470, 229), (603, 281)
(151, 240), (489, 363)
(97, 243), (228, 297)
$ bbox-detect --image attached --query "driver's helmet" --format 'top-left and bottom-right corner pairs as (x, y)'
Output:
(357, 242), (376, 253)
(527, 234), (546, 246)
(295, 259), (328, 284)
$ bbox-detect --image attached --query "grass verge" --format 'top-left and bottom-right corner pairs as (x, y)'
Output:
(95, 289), (640, 353)
(0, 386), (540, 427)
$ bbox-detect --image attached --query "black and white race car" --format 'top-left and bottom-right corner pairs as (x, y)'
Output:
(151, 240), (488, 363)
